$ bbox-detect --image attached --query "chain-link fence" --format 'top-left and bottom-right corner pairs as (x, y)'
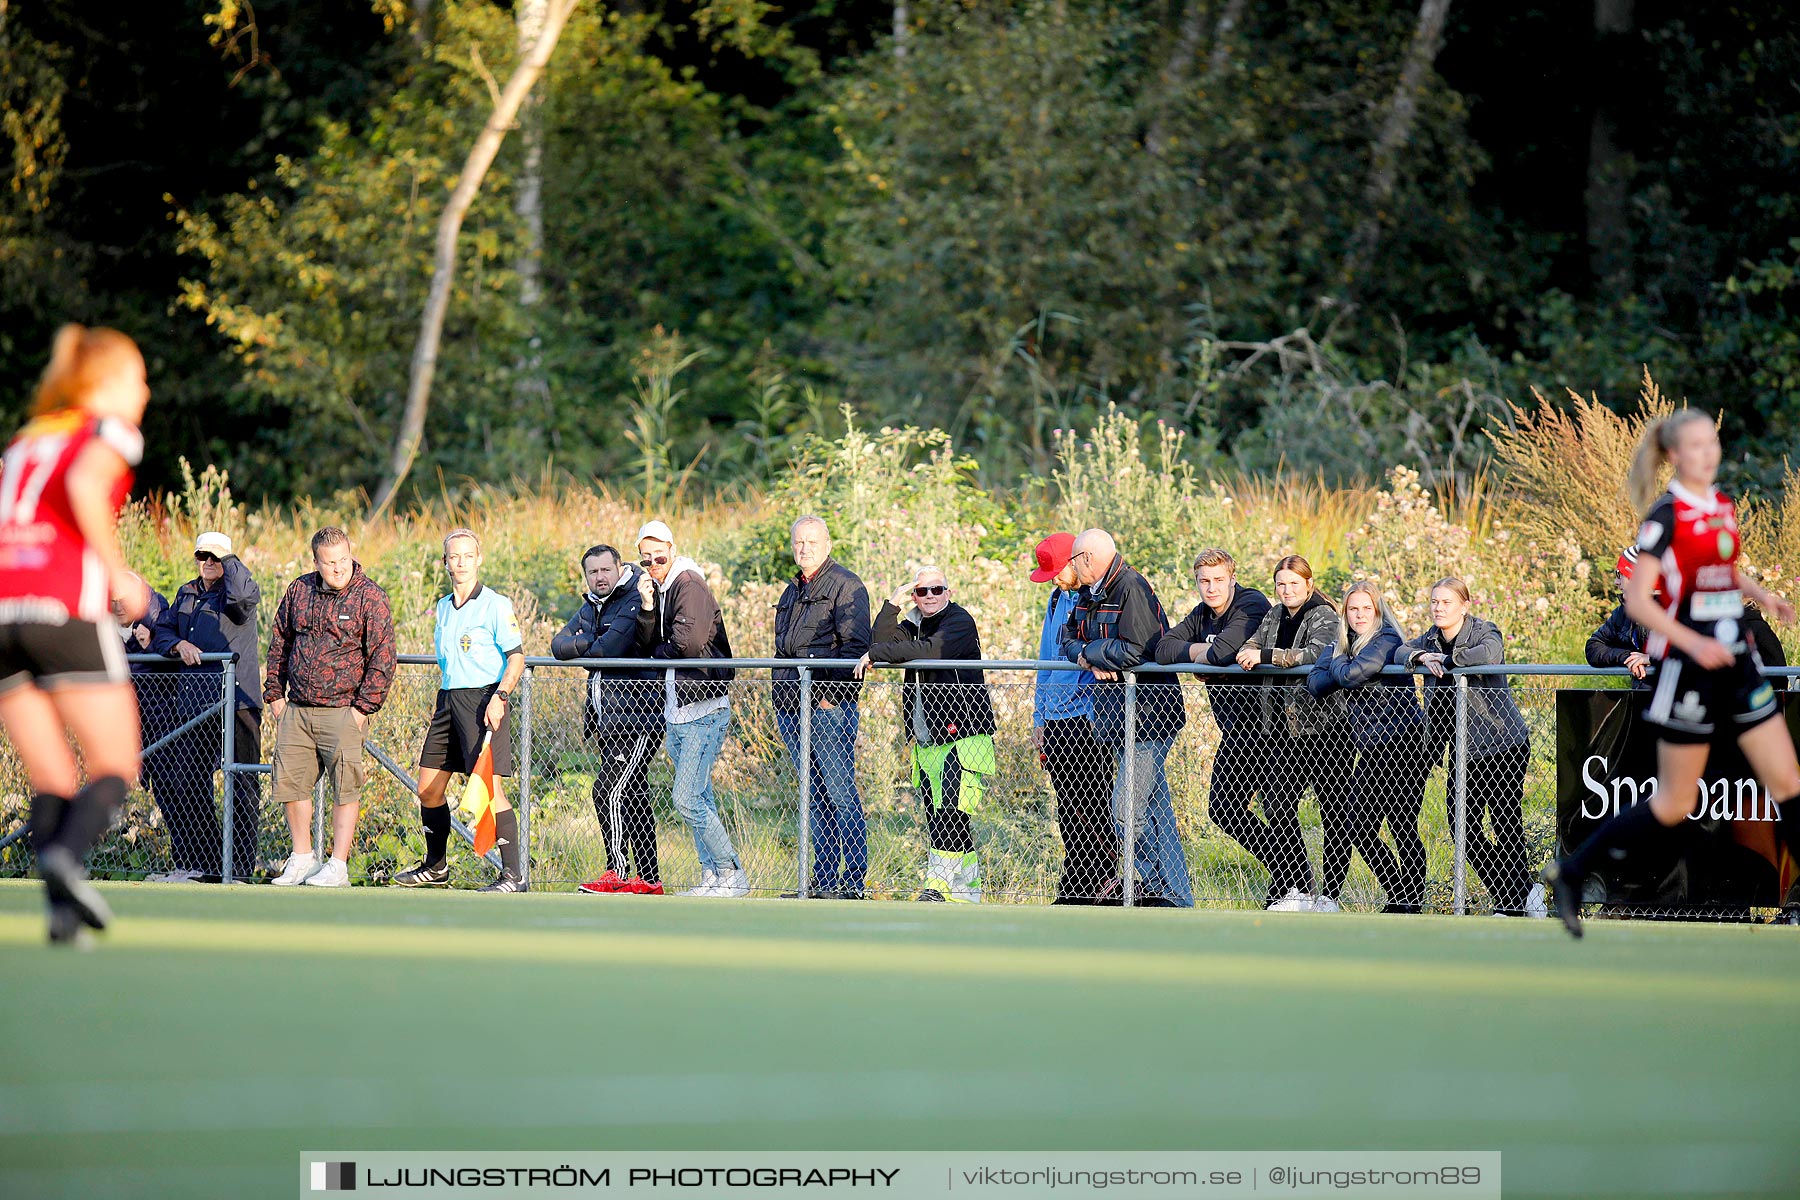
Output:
(3, 653), (1792, 920)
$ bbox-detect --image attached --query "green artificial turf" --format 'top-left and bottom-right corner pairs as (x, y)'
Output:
(0, 879), (1796, 1199)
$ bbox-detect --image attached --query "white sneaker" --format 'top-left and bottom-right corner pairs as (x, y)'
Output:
(679, 869), (719, 897)
(1523, 883), (1549, 919)
(303, 858), (350, 888)
(712, 867), (750, 898)
(270, 852), (321, 887)
(1265, 888), (1315, 913)
(1310, 895), (1343, 913)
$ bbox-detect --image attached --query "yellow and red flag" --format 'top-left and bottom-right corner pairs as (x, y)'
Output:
(458, 733), (499, 856)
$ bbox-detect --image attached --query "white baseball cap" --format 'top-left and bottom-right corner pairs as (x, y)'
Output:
(635, 520), (675, 547)
(194, 531), (233, 558)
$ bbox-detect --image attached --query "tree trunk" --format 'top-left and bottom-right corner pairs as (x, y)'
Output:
(412, 0), (434, 52)
(1145, 0), (1247, 156)
(892, 0), (908, 59)
(1338, 0), (1454, 300)
(513, 0), (553, 451)
(367, 0), (579, 521)
(1586, 0), (1635, 297)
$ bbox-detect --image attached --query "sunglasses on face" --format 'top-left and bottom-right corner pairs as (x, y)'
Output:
(913, 584), (948, 597)
(194, 552), (220, 563)
(640, 554), (671, 568)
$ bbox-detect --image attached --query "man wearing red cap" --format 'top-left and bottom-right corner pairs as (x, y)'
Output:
(1030, 533), (1116, 903)
(1586, 546), (1654, 687)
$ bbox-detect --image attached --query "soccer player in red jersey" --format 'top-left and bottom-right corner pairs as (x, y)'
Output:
(1545, 409), (1800, 936)
(0, 325), (150, 944)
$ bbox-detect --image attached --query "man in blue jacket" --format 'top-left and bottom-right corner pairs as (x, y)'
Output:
(1030, 532), (1116, 903)
(149, 531), (262, 880)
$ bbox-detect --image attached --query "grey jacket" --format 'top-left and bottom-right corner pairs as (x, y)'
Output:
(1393, 615), (1530, 759)
(1241, 594), (1346, 738)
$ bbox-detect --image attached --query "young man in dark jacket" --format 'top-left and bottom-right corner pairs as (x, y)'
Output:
(554, 544), (664, 895)
(857, 565), (996, 901)
(635, 520), (745, 897)
(149, 531), (262, 880)
(1062, 529), (1191, 907)
(263, 527), (396, 887)
(773, 516), (871, 899)
(1155, 547), (1278, 905)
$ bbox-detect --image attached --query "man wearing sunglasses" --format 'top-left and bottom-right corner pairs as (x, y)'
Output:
(856, 566), (997, 901)
(634, 520), (746, 898)
(148, 531), (263, 880)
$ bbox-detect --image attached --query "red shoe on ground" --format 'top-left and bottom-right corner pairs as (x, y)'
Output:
(578, 870), (627, 894)
(622, 877), (664, 895)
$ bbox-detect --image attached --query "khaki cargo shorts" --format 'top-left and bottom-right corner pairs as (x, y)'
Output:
(271, 704), (369, 807)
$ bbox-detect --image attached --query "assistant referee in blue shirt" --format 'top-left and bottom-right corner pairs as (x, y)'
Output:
(393, 527), (528, 892)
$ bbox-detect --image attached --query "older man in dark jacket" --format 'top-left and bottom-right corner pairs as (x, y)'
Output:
(555, 544), (664, 895)
(857, 565), (996, 901)
(149, 531), (262, 880)
(774, 516), (871, 899)
(1062, 529), (1191, 907)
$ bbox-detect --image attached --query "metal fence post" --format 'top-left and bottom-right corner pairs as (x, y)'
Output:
(797, 666), (813, 899)
(219, 656), (237, 884)
(313, 776), (328, 860)
(1453, 673), (1470, 916)
(1122, 673), (1138, 908)
(518, 666), (533, 886)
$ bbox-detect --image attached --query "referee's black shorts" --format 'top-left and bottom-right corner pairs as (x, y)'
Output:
(418, 686), (514, 776)
(0, 620), (128, 695)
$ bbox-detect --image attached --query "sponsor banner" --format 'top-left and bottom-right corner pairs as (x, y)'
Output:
(1555, 689), (1792, 906)
(300, 1151), (1501, 1199)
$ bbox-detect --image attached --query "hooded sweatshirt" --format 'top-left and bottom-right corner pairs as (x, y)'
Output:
(635, 556), (735, 724)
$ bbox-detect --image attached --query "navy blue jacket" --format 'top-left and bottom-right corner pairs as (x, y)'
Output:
(551, 565), (661, 735)
(1061, 556), (1186, 743)
(152, 556), (262, 712)
(1305, 625), (1423, 750)
(1155, 583), (1271, 736)
(772, 558), (871, 711)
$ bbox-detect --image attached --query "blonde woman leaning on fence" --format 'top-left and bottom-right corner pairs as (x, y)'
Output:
(1395, 579), (1542, 917)
(0, 325), (150, 945)
(1306, 583), (1429, 913)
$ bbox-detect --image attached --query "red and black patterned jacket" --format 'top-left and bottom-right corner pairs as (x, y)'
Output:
(263, 563), (397, 714)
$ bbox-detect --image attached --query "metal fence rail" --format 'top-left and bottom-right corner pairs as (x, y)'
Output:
(1, 653), (1792, 920)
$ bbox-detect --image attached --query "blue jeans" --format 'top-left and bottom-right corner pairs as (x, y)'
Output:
(1110, 736), (1194, 907)
(666, 707), (736, 873)
(777, 704), (868, 892)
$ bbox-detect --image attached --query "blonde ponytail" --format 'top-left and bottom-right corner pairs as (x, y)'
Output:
(31, 324), (142, 417)
(1627, 408), (1713, 513)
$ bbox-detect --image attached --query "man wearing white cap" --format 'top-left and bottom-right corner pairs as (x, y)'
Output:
(634, 520), (747, 897)
(148, 531), (263, 879)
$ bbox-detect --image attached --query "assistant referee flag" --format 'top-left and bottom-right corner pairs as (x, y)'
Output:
(459, 733), (498, 856)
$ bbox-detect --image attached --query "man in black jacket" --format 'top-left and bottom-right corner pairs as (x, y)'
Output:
(773, 516), (871, 899)
(1062, 529), (1191, 906)
(635, 521), (746, 898)
(554, 544), (664, 895)
(149, 531), (262, 880)
(856, 565), (996, 901)
(1587, 547), (1653, 688)
(1155, 547), (1284, 903)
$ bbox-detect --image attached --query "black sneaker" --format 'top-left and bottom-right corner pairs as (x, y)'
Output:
(392, 859), (449, 887)
(1542, 861), (1584, 939)
(46, 899), (92, 948)
(914, 887), (947, 902)
(478, 870), (528, 893)
(38, 845), (111, 931)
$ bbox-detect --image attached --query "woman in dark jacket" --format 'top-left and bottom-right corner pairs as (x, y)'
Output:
(1234, 555), (1345, 911)
(552, 545), (663, 895)
(1394, 577), (1540, 916)
(1307, 582), (1428, 912)
(856, 566), (996, 902)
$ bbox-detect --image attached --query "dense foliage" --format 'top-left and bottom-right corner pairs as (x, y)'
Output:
(4, 0), (1799, 503)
